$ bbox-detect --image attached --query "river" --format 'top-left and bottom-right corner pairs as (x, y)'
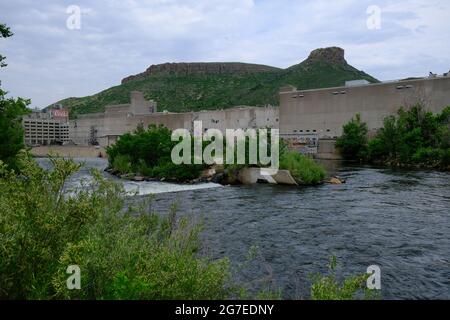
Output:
(36, 158), (450, 299)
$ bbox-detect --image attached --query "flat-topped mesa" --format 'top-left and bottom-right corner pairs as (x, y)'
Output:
(121, 62), (281, 84)
(304, 47), (347, 65)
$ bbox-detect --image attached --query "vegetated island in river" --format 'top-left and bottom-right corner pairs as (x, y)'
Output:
(104, 124), (335, 186)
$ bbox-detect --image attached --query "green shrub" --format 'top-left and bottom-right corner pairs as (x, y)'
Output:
(0, 24), (31, 171)
(412, 147), (442, 164)
(107, 124), (206, 182)
(366, 105), (450, 168)
(335, 113), (368, 160)
(136, 159), (153, 176)
(338, 105), (450, 169)
(112, 154), (132, 174)
(310, 256), (375, 300)
(440, 149), (450, 167)
(152, 162), (204, 181)
(0, 156), (232, 299)
(280, 151), (325, 185)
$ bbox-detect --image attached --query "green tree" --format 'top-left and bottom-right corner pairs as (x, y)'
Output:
(0, 23), (30, 170)
(106, 124), (205, 181)
(335, 113), (368, 160)
(367, 105), (450, 168)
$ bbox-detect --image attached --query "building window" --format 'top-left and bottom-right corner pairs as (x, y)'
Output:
(327, 129), (331, 132)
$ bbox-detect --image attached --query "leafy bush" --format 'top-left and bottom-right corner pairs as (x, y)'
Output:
(280, 151), (325, 184)
(0, 23), (30, 171)
(310, 256), (374, 300)
(338, 105), (450, 169)
(368, 105), (450, 168)
(112, 154), (132, 174)
(107, 124), (205, 181)
(151, 161), (203, 181)
(412, 147), (442, 164)
(335, 113), (368, 160)
(0, 156), (232, 299)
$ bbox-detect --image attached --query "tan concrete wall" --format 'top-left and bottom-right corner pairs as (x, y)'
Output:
(280, 76), (450, 138)
(316, 139), (342, 160)
(70, 105), (279, 147)
(31, 146), (107, 158)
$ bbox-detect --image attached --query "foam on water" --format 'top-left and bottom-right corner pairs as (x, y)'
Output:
(36, 157), (222, 196)
(122, 180), (222, 195)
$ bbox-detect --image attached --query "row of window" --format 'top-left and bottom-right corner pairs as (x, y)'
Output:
(23, 122), (62, 125)
(211, 118), (279, 123)
(292, 92), (346, 98)
(293, 129), (332, 133)
(25, 134), (69, 137)
(25, 128), (69, 133)
(24, 125), (68, 129)
(291, 85), (415, 99)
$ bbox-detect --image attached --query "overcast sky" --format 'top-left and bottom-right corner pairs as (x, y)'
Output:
(0, 0), (449, 108)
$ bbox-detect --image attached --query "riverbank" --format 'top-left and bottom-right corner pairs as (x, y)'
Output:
(32, 157), (450, 299)
(30, 145), (107, 158)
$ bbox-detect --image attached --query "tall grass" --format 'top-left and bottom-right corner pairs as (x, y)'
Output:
(280, 151), (325, 185)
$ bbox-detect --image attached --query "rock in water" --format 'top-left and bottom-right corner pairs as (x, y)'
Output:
(329, 177), (345, 184)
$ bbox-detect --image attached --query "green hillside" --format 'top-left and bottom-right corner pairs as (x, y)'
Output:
(51, 47), (379, 117)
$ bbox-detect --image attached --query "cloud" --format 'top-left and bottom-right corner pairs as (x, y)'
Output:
(0, 0), (449, 108)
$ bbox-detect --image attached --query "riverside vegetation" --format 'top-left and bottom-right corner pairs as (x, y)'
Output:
(0, 155), (233, 299)
(106, 124), (326, 185)
(336, 105), (450, 169)
(0, 155), (370, 300)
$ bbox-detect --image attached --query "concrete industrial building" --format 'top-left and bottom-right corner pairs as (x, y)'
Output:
(279, 75), (450, 139)
(23, 108), (69, 146)
(47, 74), (450, 152)
(69, 91), (278, 147)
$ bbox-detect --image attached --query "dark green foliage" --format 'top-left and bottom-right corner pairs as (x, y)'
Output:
(0, 92), (30, 170)
(368, 105), (450, 168)
(0, 23), (13, 68)
(279, 151), (325, 184)
(0, 23), (31, 170)
(338, 105), (450, 169)
(106, 124), (204, 181)
(335, 113), (368, 160)
(0, 156), (231, 299)
(51, 59), (378, 117)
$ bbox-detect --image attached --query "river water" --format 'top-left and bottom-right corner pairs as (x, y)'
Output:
(36, 158), (450, 299)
